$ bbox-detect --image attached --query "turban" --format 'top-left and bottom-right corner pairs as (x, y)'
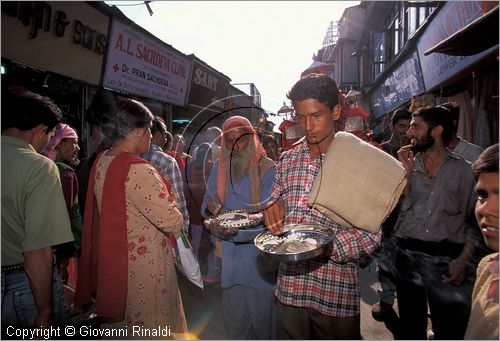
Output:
(216, 116), (266, 206)
(42, 123), (78, 160)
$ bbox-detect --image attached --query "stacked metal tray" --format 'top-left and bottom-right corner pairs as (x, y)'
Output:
(206, 209), (265, 242)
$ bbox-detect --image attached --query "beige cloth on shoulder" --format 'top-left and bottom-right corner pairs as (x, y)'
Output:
(308, 131), (407, 232)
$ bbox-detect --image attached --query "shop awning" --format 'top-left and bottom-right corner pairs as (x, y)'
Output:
(424, 6), (499, 56)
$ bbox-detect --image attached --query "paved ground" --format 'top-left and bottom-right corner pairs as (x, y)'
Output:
(359, 261), (399, 340)
(179, 260), (399, 340)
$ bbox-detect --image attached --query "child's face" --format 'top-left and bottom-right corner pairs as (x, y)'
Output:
(475, 172), (499, 251)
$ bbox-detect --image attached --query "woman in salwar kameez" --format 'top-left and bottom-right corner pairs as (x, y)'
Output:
(75, 99), (187, 339)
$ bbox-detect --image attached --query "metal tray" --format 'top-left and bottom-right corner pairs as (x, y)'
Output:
(206, 209), (264, 242)
(214, 209), (263, 231)
(254, 224), (334, 262)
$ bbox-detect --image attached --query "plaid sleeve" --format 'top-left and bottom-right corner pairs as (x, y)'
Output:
(330, 227), (381, 263)
(162, 157), (190, 233)
(147, 151), (190, 232)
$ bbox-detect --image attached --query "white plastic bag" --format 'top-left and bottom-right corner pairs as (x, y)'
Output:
(174, 231), (203, 289)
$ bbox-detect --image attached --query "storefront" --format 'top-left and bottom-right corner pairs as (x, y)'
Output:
(369, 50), (425, 120)
(1, 1), (111, 156)
(416, 1), (498, 147)
(3, 2), (278, 156)
(366, 1), (498, 147)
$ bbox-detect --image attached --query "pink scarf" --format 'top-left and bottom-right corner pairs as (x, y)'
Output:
(41, 123), (78, 160)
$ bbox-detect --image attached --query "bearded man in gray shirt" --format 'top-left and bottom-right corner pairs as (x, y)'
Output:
(395, 105), (482, 340)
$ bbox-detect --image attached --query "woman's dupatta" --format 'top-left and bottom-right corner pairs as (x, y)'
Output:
(75, 151), (149, 320)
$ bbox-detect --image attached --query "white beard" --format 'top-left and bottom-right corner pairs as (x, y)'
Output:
(228, 150), (250, 183)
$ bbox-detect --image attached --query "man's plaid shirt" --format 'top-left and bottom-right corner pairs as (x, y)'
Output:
(140, 144), (189, 232)
(270, 139), (381, 317)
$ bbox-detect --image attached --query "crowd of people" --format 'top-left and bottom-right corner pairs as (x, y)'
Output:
(1, 73), (498, 340)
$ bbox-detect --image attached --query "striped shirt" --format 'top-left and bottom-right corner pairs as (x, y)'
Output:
(140, 144), (189, 232)
(270, 138), (381, 317)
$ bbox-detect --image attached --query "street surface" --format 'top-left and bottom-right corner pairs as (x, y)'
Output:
(179, 260), (398, 340)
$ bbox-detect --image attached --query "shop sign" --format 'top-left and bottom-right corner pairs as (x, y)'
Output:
(187, 60), (229, 113)
(2, 2), (106, 54)
(1, 1), (108, 84)
(102, 19), (191, 106)
(416, 1), (493, 91)
(370, 51), (425, 118)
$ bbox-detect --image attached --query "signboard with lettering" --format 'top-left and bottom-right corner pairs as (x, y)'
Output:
(103, 19), (191, 106)
(187, 59), (230, 113)
(1, 1), (108, 85)
(370, 51), (425, 117)
(416, 1), (493, 91)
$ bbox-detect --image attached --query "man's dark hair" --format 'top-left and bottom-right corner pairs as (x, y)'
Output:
(151, 115), (167, 135)
(86, 87), (116, 126)
(287, 74), (339, 110)
(412, 105), (454, 146)
(472, 143), (498, 181)
(391, 109), (412, 125)
(2, 91), (62, 132)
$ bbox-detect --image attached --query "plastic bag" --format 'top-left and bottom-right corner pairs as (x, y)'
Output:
(174, 231), (203, 289)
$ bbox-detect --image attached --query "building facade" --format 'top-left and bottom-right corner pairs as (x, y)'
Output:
(2, 1), (268, 158)
(309, 1), (498, 147)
